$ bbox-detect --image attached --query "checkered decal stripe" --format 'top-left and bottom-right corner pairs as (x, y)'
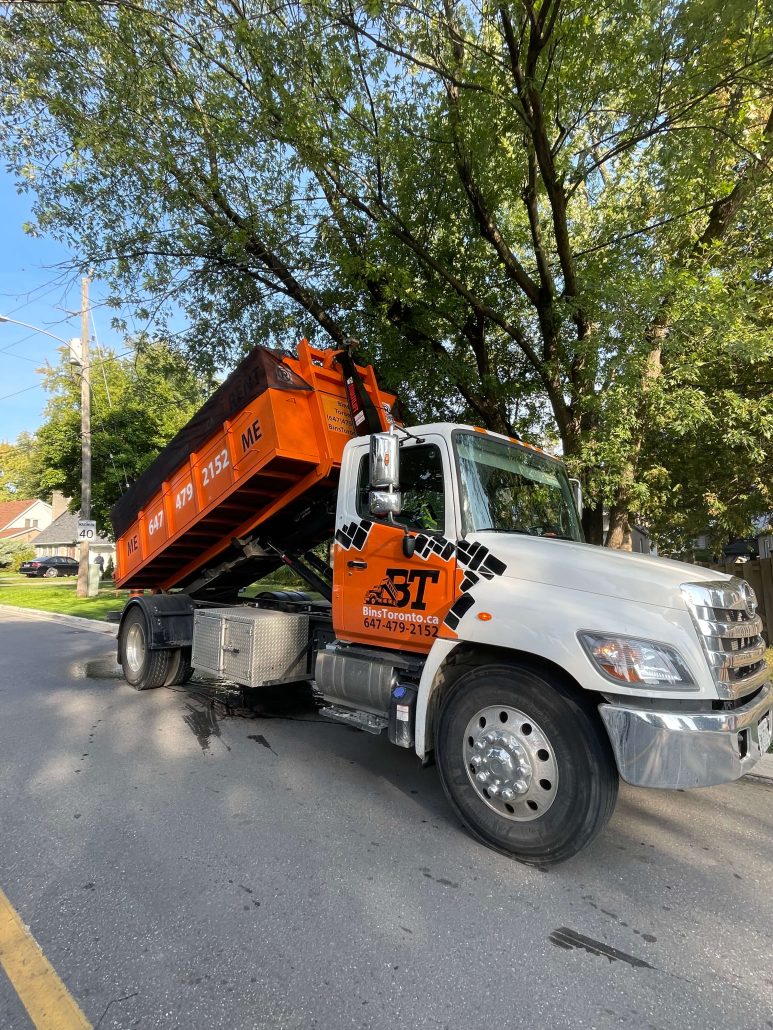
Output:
(455, 540), (507, 594)
(412, 533), (507, 631)
(444, 540), (507, 630)
(336, 519), (506, 632)
(335, 519), (373, 551)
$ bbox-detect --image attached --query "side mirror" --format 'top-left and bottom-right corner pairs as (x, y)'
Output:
(370, 430), (400, 489)
(369, 490), (402, 517)
(369, 428), (401, 519)
(569, 477), (583, 515)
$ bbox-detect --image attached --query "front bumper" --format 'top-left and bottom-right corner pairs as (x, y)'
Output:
(599, 682), (773, 789)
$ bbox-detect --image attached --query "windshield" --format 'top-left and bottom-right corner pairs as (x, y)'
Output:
(454, 432), (582, 541)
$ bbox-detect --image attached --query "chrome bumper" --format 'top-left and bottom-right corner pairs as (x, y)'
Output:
(599, 682), (773, 789)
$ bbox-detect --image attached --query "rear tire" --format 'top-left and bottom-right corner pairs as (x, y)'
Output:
(119, 607), (171, 690)
(44, 567), (58, 578)
(435, 660), (618, 865)
(164, 647), (195, 687)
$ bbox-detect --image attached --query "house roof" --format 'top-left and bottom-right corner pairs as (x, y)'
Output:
(0, 527), (32, 539)
(0, 498), (39, 530)
(33, 510), (113, 547)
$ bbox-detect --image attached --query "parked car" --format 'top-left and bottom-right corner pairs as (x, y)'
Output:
(19, 556), (79, 578)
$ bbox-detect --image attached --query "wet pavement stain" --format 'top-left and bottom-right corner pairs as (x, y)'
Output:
(84, 657), (123, 679)
(581, 895), (656, 940)
(549, 927), (653, 969)
(183, 702), (230, 753)
(247, 734), (277, 754)
(175, 680), (336, 756)
(420, 867), (460, 888)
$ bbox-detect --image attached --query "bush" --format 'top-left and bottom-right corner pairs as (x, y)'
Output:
(0, 540), (36, 572)
(104, 556), (114, 580)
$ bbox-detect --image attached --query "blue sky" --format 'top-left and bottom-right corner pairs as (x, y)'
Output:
(0, 169), (127, 442)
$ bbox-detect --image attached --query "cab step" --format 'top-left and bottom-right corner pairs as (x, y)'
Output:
(320, 705), (388, 735)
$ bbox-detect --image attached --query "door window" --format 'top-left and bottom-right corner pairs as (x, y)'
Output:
(356, 443), (445, 533)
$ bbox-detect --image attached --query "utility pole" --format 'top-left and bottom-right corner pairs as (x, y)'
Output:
(76, 275), (92, 598)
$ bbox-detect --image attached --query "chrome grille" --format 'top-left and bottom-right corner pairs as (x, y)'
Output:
(682, 580), (770, 701)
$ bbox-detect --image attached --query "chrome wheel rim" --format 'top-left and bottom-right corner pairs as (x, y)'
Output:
(463, 705), (558, 821)
(125, 622), (146, 675)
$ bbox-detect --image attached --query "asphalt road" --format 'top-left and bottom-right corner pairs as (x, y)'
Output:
(1, 607), (772, 1030)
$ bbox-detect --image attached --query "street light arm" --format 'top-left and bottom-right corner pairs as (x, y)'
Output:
(0, 314), (70, 346)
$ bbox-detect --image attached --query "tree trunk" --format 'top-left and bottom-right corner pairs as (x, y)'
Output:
(605, 505), (633, 550)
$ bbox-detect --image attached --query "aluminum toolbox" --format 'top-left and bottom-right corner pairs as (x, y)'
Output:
(192, 607), (310, 687)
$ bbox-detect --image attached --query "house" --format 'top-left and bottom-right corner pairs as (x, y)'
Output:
(32, 492), (115, 566)
(0, 497), (53, 543)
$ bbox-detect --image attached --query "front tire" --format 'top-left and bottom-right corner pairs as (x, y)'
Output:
(435, 661), (618, 865)
(119, 607), (171, 689)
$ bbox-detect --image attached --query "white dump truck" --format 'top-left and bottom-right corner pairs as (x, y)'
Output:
(111, 340), (772, 863)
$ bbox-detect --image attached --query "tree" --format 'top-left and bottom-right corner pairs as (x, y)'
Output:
(1, 0), (770, 545)
(0, 434), (44, 501)
(0, 539), (36, 572)
(34, 341), (213, 528)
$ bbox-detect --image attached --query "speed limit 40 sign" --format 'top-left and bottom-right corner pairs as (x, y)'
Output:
(77, 519), (97, 541)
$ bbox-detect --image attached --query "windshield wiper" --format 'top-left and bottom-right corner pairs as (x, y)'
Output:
(473, 527), (576, 540)
(471, 527), (529, 534)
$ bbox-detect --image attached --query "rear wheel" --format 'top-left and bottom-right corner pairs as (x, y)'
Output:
(435, 660), (618, 865)
(119, 607), (171, 689)
(44, 566), (58, 578)
(164, 647), (195, 687)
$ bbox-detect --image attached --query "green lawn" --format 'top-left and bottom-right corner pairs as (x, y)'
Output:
(0, 572), (129, 621)
(0, 572), (304, 621)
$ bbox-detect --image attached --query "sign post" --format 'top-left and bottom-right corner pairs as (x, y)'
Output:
(77, 520), (98, 597)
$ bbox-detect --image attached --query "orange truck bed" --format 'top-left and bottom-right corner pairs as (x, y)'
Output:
(111, 341), (395, 592)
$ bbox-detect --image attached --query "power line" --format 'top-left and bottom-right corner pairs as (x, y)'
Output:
(0, 382), (43, 402)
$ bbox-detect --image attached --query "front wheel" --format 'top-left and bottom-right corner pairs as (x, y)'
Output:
(435, 661), (618, 865)
(119, 607), (171, 689)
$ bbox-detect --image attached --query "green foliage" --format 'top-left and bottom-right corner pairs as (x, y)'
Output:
(0, 434), (44, 501)
(0, 540), (35, 571)
(0, 0), (770, 545)
(33, 340), (213, 528)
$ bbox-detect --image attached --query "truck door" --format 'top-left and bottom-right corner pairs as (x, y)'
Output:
(333, 436), (458, 653)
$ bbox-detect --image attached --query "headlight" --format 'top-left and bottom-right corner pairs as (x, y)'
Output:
(578, 632), (697, 689)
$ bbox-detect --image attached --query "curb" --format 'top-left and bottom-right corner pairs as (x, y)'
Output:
(746, 752), (773, 784)
(0, 603), (117, 636)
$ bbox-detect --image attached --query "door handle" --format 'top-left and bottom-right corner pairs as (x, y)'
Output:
(347, 560), (368, 569)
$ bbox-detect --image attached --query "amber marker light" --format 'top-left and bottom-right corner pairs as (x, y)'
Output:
(477, 612), (493, 621)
